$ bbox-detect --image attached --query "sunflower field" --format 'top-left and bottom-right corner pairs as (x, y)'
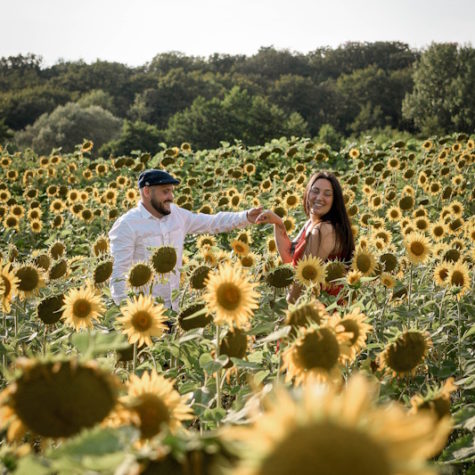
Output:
(0, 134), (474, 474)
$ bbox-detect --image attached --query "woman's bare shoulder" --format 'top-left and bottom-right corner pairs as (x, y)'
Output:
(310, 221), (335, 235)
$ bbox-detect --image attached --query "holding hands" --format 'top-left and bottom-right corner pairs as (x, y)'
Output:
(255, 209), (283, 226)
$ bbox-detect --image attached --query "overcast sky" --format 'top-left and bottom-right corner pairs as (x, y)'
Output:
(2, 0), (474, 66)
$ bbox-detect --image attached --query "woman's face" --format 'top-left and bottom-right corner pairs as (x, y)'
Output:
(307, 178), (334, 218)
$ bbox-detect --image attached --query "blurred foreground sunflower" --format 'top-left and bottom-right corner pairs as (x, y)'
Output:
(227, 374), (448, 475)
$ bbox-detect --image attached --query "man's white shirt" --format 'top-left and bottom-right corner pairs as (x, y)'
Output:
(109, 202), (249, 309)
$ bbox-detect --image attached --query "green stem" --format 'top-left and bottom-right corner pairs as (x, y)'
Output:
(456, 299), (462, 374)
(132, 341), (137, 373)
(215, 325), (222, 412)
(407, 264), (413, 323)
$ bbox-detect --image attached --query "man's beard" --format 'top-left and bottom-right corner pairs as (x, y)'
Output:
(150, 196), (172, 216)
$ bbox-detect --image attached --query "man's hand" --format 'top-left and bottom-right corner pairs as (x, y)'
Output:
(254, 209), (283, 226)
(246, 206), (264, 224)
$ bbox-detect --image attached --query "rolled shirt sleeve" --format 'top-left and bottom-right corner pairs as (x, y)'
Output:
(180, 207), (250, 235)
(109, 218), (136, 305)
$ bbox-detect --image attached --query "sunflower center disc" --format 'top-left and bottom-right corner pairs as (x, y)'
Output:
(341, 319), (360, 345)
(132, 311), (153, 331)
(217, 283), (241, 311)
(295, 329), (339, 371)
(135, 394), (171, 439)
(451, 271), (464, 287)
(302, 266), (318, 281)
(129, 265), (152, 287)
(387, 332), (426, 372)
(73, 299), (92, 318)
(257, 421), (391, 475)
(17, 268), (39, 291)
(410, 242), (424, 256)
(356, 255), (371, 273)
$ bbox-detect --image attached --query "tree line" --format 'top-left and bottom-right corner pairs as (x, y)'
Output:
(0, 41), (473, 154)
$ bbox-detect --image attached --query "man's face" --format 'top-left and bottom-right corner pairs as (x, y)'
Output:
(146, 185), (174, 216)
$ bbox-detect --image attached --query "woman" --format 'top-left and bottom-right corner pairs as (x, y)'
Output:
(256, 171), (355, 302)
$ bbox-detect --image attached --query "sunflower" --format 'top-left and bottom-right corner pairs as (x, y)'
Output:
(150, 246), (177, 274)
(228, 374), (447, 475)
(62, 285), (105, 330)
(0, 262), (19, 313)
(433, 262), (450, 287)
(14, 264), (46, 300)
(430, 221), (447, 241)
(203, 262), (259, 330)
(178, 302), (212, 331)
(265, 265), (295, 288)
(284, 299), (329, 337)
(3, 214), (20, 231)
(379, 330), (432, 377)
(48, 258), (68, 280)
(295, 255), (326, 287)
(447, 260), (471, 297)
(127, 261), (154, 290)
(266, 236), (277, 254)
(352, 247), (377, 276)
(281, 323), (350, 385)
(219, 328), (249, 368)
(231, 239), (250, 257)
(123, 370), (192, 440)
(330, 308), (372, 362)
(197, 234), (217, 250)
(0, 358), (118, 439)
(49, 240), (66, 259)
(189, 265), (211, 290)
(117, 294), (168, 347)
(37, 294), (65, 325)
(404, 233), (432, 265)
(92, 234), (109, 256)
(81, 140), (94, 153)
(93, 260), (113, 285)
(240, 252), (258, 268)
(349, 148), (360, 159)
(386, 206), (401, 222)
(380, 272), (396, 289)
(346, 269), (362, 286)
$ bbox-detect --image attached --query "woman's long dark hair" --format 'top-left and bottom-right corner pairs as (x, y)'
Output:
(303, 171), (355, 262)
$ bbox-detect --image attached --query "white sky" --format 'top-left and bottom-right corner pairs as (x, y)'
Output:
(1, 0), (474, 66)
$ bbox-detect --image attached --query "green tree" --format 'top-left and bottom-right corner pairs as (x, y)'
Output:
(99, 120), (163, 157)
(77, 89), (116, 113)
(402, 43), (475, 134)
(15, 102), (122, 154)
(0, 85), (71, 129)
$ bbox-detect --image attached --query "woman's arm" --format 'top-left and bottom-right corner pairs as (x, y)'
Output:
(255, 210), (292, 263)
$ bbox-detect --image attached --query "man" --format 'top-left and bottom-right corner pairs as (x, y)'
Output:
(109, 169), (262, 309)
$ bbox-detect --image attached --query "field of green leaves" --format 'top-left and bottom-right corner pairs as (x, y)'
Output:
(0, 134), (473, 474)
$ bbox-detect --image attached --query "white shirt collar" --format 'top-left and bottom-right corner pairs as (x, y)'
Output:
(138, 201), (171, 222)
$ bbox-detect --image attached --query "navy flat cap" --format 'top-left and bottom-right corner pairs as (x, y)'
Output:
(138, 169), (180, 188)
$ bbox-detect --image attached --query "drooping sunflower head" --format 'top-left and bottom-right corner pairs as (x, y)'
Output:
(62, 285), (105, 331)
(14, 263), (46, 300)
(127, 261), (154, 289)
(281, 323), (349, 386)
(447, 261), (471, 297)
(1, 358), (118, 438)
(48, 258), (69, 280)
(284, 299), (329, 337)
(352, 247), (377, 276)
(265, 265), (295, 289)
(178, 302), (212, 331)
(117, 294), (168, 347)
(36, 294), (65, 325)
(93, 259), (114, 286)
(197, 234), (217, 250)
(150, 245), (177, 274)
(203, 262), (259, 330)
(331, 308), (372, 361)
(92, 235), (110, 257)
(190, 265), (212, 290)
(379, 330), (432, 377)
(219, 328), (249, 368)
(49, 240), (66, 260)
(295, 255), (327, 287)
(325, 260), (347, 285)
(124, 370), (192, 439)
